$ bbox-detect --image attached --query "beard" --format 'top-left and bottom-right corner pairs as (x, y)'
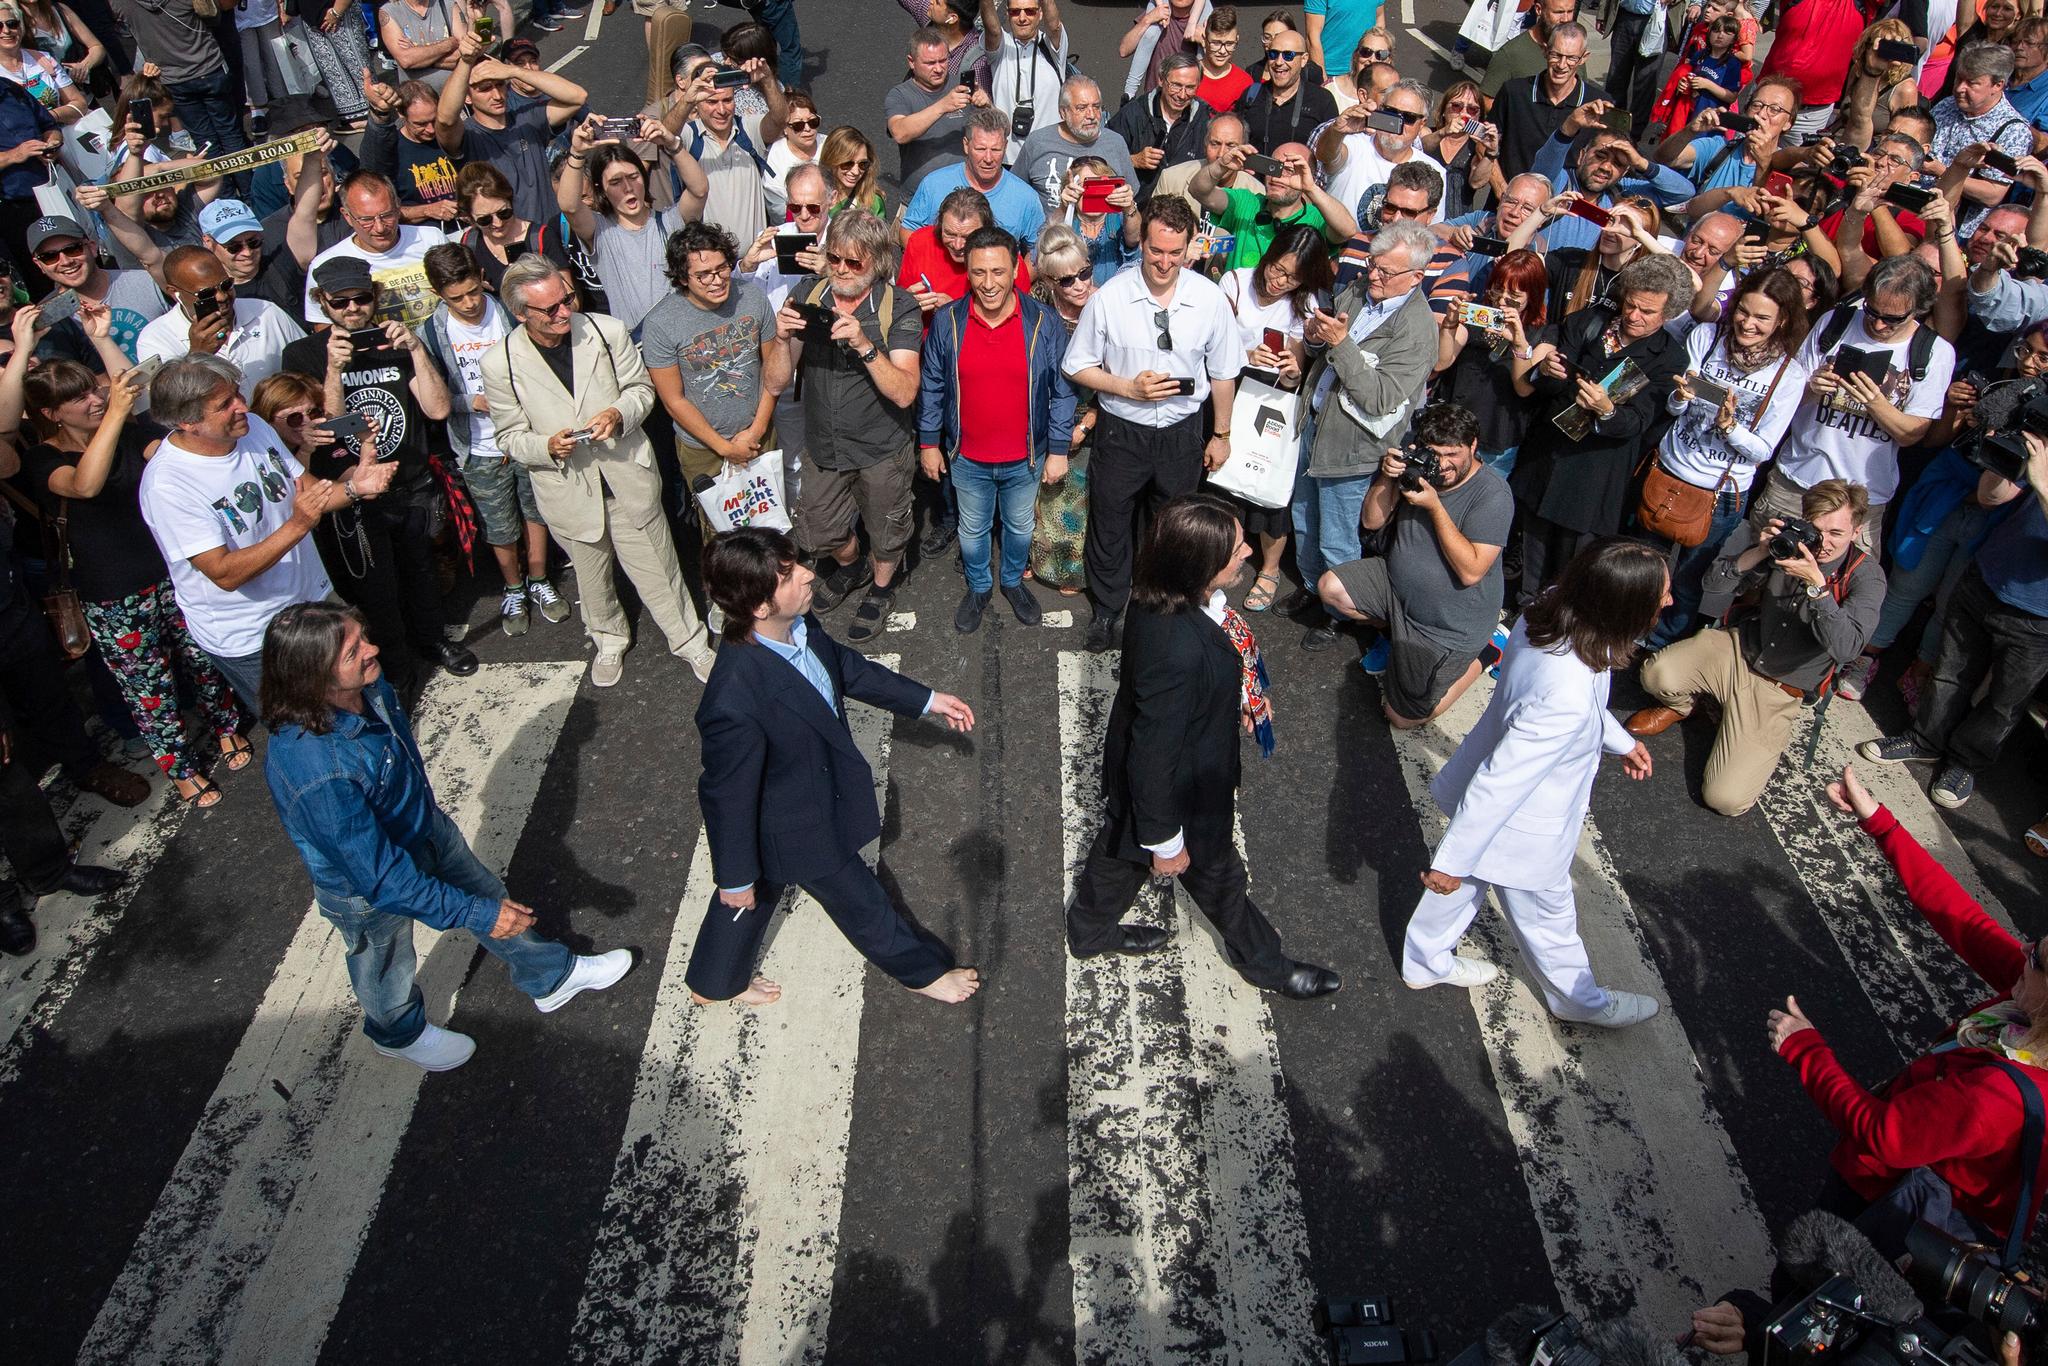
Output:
(829, 274), (874, 300)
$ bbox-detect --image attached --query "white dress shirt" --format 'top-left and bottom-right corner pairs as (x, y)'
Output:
(1061, 266), (1243, 427)
(136, 297), (306, 390)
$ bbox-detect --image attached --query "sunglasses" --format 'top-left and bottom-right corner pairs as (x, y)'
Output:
(33, 241), (88, 263)
(0, 18), (23, 29)
(276, 409), (316, 427)
(1051, 269), (1089, 287)
(1865, 306), (1914, 326)
(788, 201), (826, 216)
(326, 291), (375, 308)
(839, 158), (871, 172)
(1358, 47), (1391, 62)
(826, 250), (868, 268)
(786, 117), (819, 131)
(531, 296), (574, 315)
(1263, 49), (1302, 62)
(219, 235), (264, 254)
(470, 208), (512, 227)
(1153, 308), (1173, 351)
(1007, 4), (1040, 13)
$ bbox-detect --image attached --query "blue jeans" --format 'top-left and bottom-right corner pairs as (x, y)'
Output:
(1871, 500), (1991, 660)
(745, 0), (805, 88)
(204, 645), (264, 718)
(1290, 434), (1373, 618)
(953, 455), (1038, 593)
(165, 66), (249, 186)
(1478, 445), (1517, 479)
(1643, 483), (1747, 651)
(315, 809), (573, 1048)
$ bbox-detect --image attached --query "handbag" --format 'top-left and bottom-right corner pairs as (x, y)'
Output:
(0, 481), (92, 660)
(1635, 355), (1790, 547)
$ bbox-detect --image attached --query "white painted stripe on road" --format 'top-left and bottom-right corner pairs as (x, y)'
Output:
(885, 611), (917, 633)
(581, 2), (603, 42)
(546, 44), (588, 72)
(1058, 650), (1318, 1366)
(78, 662), (584, 1366)
(0, 780), (187, 1094)
(1753, 703), (2018, 1062)
(1388, 681), (1773, 1332)
(1042, 609), (1074, 628)
(568, 657), (900, 1366)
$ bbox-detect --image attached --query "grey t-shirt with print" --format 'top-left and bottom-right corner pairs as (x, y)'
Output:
(639, 277), (777, 440)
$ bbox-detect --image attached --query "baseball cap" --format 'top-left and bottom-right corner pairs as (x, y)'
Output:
(312, 256), (374, 294)
(503, 37), (541, 64)
(199, 199), (265, 245)
(26, 216), (87, 253)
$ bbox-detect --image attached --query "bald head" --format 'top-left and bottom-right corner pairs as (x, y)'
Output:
(164, 245), (225, 295)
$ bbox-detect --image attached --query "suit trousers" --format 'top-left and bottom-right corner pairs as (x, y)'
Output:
(683, 852), (956, 1001)
(1403, 876), (1608, 1017)
(1067, 825), (1293, 990)
(557, 492), (709, 659)
(1085, 410), (1204, 618)
(1640, 627), (1802, 817)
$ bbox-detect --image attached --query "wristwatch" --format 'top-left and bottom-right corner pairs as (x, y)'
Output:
(854, 344), (879, 363)
(1805, 582), (1826, 600)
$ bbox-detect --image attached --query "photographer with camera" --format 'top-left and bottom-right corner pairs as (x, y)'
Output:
(1629, 479), (1885, 817)
(1317, 402), (1513, 727)
(1858, 432), (2048, 810)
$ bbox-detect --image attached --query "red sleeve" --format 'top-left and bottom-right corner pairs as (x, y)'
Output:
(1782, 1030), (2015, 1170)
(1860, 805), (2026, 992)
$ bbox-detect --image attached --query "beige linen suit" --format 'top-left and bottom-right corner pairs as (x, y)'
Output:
(481, 311), (710, 662)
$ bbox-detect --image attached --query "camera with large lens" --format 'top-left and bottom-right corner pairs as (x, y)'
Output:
(1905, 1223), (2045, 1343)
(1398, 441), (1443, 493)
(1316, 1295), (1438, 1365)
(1826, 145), (1867, 179)
(1974, 384), (2048, 489)
(2016, 246), (2048, 280)
(1766, 516), (1824, 561)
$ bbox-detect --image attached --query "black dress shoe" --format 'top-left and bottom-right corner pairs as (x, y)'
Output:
(955, 588), (990, 634)
(0, 901), (33, 956)
(920, 517), (958, 556)
(1001, 582), (1043, 625)
(1276, 962), (1342, 999)
(1084, 611), (1122, 653)
(1277, 586), (1314, 617)
(56, 863), (127, 897)
(1071, 923), (1174, 960)
(425, 639), (479, 676)
(1300, 622), (1341, 652)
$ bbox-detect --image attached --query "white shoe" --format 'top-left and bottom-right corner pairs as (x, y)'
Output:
(590, 650), (625, 688)
(684, 647), (715, 683)
(1558, 989), (1660, 1029)
(1403, 955), (1500, 991)
(372, 1021), (476, 1071)
(535, 948), (633, 1013)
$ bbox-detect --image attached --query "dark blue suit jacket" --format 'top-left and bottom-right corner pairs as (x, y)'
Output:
(695, 615), (932, 889)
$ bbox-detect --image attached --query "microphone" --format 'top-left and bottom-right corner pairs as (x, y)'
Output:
(1576, 1316), (1690, 1366)
(1482, 1306), (1564, 1366)
(1778, 1210), (1926, 1324)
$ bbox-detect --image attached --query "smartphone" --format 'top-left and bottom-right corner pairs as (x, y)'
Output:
(1565, 198), (1612, 226)
(325, 410), (370, 441)
(596, 115), (638, 141)
(1365, 109), (1407, 134)
(1079, 176), (1125, 213)
(1261, 326), (1285, 352)
(566, 427), (596, 442)
(371, 54), (400, 87)
(1462, 118), (1485, 137)
(1876, 38), (1920, 62)
(1469, 233), (1509, 258)
(1718, 112), (1756, 134)
(1882, 182), (1936, 212)
(347, 327), (390, 350)
(125, 354), (163, 390)
(1764, 172), (1795, 199)
(1600, 106), (1633, 136)
(194, 283), (231, 317)
(1688, 373), (1733, 408)
(1832, 345), (1891, 384)
(130, 96), (156, 142)
(793, 300), (835, 341)
(1171, 377), (1197, 396)
(1242, 152), (1284, 178)
(711, 66), (752, 89)
(1459, 301), (1504, 330)
(36, 288), (80, 328)
(1983, 149), (2021, 176)
(957, 79), (975, 94)
(774, 231), (817, 273)
(472, 8), (495, 42)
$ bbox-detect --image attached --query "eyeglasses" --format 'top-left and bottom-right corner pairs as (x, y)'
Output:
(689, 264), (733, 282)
(1749, 102), (1795, 120)
(786, 117), (819, 131)
(349, 208), (400, 226)
(470, 208), (512, 227)
(1366, 260), (1422, 280)
(826, 251), (868, 269)
(275, 408), (315, 427)
(1050, 269), (1090, 287)
(1263, 48), (1302, 63)
(1153, 308), (1174, 351)
(326, 291), (375, 308)
(33, 241), (88, 264)
(1546, 49), (1587, 64)
(1391, 109), (1426, 125)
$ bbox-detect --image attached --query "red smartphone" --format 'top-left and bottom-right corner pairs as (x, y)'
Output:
(1765, 172), (1795, 199)
(1262, 327), (1284, 352)
(1079, 177), (1125, 214)
(1566, 198), (1612, 227)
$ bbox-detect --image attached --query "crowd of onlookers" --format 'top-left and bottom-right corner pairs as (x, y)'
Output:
(0, 0), (2045, 954)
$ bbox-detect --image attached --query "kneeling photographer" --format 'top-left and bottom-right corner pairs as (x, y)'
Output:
(1626, 479), (1885, 817)
(1316, 401), (1513, 728)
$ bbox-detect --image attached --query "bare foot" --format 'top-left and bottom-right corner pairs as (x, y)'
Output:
(691, 976), (782, 1007)
(913, 967), (982, 1004)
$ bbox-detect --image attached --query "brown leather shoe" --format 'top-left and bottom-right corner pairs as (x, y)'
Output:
(73, 761), (150, 808)
(1625, 705), (1688, 738)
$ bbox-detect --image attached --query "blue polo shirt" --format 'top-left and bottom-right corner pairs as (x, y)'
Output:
(900, 162), (1047, 248)
(2010, 68), (2048, 131)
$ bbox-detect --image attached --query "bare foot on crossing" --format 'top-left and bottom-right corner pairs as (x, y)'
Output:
(691, 976), (782, 1006)
(913, 967), (981, 1004)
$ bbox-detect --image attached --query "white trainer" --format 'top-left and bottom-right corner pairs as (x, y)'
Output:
(535, 949), (634, 1013)
(1403, 955), (1501, 991)
(1560, 990), (1661, 1029)
(590, 650), (625, 688)
(684, 647), (716, 683)
(372, 1022), (476, 1071)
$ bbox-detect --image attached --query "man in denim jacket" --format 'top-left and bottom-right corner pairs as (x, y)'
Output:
(261, 602), (631, 1071)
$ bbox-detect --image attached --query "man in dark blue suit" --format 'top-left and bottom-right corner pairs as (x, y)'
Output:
(686, 527), (984, 1007)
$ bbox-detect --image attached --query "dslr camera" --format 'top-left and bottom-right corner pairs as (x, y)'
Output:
(1767, 517), (1823, 561)
(2014, 246), (2048, 280)
(1825, 144), (1867, 179)
(1975, 386), (2048, 488)
(1397, 441), (1443, 493)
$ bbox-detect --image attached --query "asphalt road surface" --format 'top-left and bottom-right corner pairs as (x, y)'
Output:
(6, 2), (2047, 1363)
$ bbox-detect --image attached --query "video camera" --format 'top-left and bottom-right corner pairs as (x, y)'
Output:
(1973, 381), (2047, 489)
(1397, 441), (1443, 493)
(1317, 1295), (1438, 1366)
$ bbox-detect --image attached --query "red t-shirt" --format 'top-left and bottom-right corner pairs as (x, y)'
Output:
(895, 225), (1034, 330)
(1760, 0), (1871, 106)
(1198, 65), (1253, 114)
(956, 307), (1030, 463)
(1819, 205), (1927, 256)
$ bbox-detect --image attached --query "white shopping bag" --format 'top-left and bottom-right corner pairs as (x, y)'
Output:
(274, 24), (325, 98)
(1208, 373), (1300, 509)
(59, 108), (115, 185)
(693, 450), (793, 532)
(1459, 0), (1532, 53)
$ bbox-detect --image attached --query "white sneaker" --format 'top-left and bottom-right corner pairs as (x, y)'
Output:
(534, 948), (633, 1013)
(1558, 990), (1660, 1029)
(684, 647), (715, 683)
(372, 1021), (476, 1071)
(1403, 955), (1500, 991)
(590, 650), (625, 688)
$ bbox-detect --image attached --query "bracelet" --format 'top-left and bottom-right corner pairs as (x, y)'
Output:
(568, 155), (586, 166)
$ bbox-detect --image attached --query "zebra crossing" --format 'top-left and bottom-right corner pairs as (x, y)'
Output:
(0, 633), (2015, 1365)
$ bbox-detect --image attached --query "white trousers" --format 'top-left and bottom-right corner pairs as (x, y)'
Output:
(1401, 876), (1608, 1018)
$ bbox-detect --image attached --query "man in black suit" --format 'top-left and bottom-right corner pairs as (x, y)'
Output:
(686, 527), (983, 1007)
(1067, 494), (1341, 1000)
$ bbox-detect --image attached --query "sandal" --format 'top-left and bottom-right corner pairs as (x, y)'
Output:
(2027, 818), (2048, 860)
(176, 775), (224, 810)
(846, 589), (892, 644)
(1244, 571), (1281, 612)
(220, 735), (254, 772)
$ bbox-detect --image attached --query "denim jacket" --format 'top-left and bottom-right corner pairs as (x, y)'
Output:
(263, 676), (500, 938)
(916, 293), (1078, 464)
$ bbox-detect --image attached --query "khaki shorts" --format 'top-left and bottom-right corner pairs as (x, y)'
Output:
(795, 446), (916, 563)
(632, 0), (687, 18)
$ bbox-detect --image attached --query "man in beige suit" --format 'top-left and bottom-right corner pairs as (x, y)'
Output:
(482, 255), (716, 688)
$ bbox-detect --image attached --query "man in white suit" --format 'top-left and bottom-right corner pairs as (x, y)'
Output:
(1401, 539), (1669, 1029)
(482, 255), (717, 689)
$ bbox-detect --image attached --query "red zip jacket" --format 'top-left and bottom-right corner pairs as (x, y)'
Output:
(1779, 804), (2047, 1239)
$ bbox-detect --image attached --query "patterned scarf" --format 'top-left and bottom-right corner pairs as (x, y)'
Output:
(1217, 606), (1275, 758)
(1953, 1001), (2043, 1066)
(427, 454), (479, 566)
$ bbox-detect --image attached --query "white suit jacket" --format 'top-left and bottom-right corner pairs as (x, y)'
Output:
(479, 311), (662, 546)
(1430, 620), (1636, 891)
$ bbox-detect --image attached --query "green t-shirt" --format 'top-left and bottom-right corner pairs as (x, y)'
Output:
(1480, 31), (1550, 98)
(1217, 187), (1326, 272)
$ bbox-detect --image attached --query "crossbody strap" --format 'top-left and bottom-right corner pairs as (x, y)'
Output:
(0, 477), (70, 586)
(1930, 1043), (2047, 1268)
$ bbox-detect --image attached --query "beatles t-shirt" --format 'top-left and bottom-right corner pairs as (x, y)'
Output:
(1780, 312), (1955, 503)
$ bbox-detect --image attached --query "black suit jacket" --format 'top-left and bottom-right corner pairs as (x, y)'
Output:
(1100, 604), (1244, 862)
(695, 616), (932, 888)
